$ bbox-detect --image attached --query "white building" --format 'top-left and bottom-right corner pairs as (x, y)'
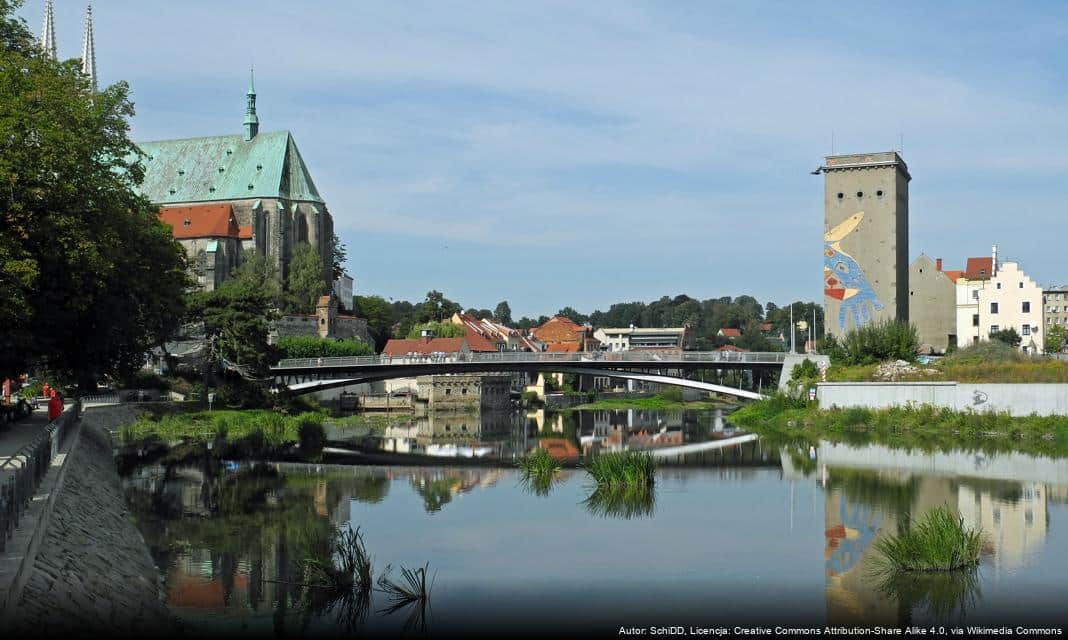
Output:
(955, 246), (1043, 353)
(592, 326), (692, 352)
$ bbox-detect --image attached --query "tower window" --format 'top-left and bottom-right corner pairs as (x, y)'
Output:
(876, 190), (884, 197)
(856, 191), (864, 197)
(836, 192), (844, 199)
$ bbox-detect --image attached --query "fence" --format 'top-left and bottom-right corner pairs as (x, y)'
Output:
(0, 401), (80, 552)
(276, 350), (788, 370)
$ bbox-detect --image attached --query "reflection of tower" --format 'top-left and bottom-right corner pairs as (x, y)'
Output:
(821, 152), (910, 336)
(957, 482), (1047, 571)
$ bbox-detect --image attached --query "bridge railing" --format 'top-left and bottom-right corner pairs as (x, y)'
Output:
(275, 350), (787, 370)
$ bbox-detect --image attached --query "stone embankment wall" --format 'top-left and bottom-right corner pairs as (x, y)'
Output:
(8, 406), (177, 636)
(818, 381), (1068, 417)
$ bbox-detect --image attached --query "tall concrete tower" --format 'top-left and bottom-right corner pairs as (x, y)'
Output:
(821, 151), (909, 337)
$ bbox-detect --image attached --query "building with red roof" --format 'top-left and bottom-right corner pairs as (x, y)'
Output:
(158, 204), (242, 291)
(381, 337), (471, 358)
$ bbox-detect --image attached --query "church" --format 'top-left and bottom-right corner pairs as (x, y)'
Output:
(35, 1), (337, 293)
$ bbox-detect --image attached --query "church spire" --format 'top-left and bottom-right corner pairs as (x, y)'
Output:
(80, 4), (97, 91)
(243, 68), (259, 141)
(39, 0), (57, 60)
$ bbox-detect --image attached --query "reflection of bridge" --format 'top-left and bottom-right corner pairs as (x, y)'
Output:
(270, 351), (788, 399)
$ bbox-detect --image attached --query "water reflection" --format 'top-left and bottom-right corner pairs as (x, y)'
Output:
(119, 432), (1068, 633)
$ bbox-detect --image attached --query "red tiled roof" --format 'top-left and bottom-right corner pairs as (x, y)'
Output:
(546, 342), (581, 353)
(238, 225), (253, 240)
(382, 338), (468, 356)
(759, 322), (773, 332)
(715, 344), (748, 352)
(159, 204), (239, 239)
(964, 257), (993, 281)
(532, 315), (586, 344)
(942, 269), (964, 283)
(718, 328), (742, 338)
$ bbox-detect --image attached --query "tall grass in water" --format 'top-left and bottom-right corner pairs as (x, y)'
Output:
(874, 507), (983, 572)
(583, 484), (656, 519)
(303, 526), (374, 629)
(518, 448), (561, 495)
(585, 450), (656, 487)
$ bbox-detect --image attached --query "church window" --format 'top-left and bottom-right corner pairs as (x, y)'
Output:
(177, 168), (184, 175)
(248, 183), (255, 190)
(218, 166), (225, 173)
(256, 164), (263, 171)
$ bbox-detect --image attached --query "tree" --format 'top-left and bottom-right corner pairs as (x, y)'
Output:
(1045, 324), (1068, 354)
(285, 244), (326, 313)
(0, 6), (189, 387)
(464, 308), (494, 320)
(990, 328), (1022, 348)
(190, 258), (280, 380)
(405, 321), (466, 339)
(275, 336), (373, 359)
(353, 295), (393, 351)
(328, 231), (347, 282)
(737, 320), (773, 352)
(416, 290), (461, 322)
(494, 301), (513, 325)
(557, 306), (588, 324)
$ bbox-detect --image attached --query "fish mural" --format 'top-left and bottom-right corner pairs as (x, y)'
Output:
(824, 212), (883, 331)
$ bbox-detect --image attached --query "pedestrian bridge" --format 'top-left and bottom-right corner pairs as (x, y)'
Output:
(270, 350), (787, 400)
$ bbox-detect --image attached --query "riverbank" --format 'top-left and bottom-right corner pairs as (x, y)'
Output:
(8, 406), (178, 636)
(568, 394), (733, 411)
(730, 398), (1068, 459)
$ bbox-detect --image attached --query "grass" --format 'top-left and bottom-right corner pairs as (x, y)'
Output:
(517, 448), (561, 495)
(729, 399), (1068, 459)
(826, 342), (1068, 383)
(377, 562), (433, 609)
(570, 394), (728, 411)
(583, 484), (656, 519)
(305, 525), (373, 591)
(119, 409), (327, 447)
(584, 450), (656, 487)
(873, 507), (983, 572)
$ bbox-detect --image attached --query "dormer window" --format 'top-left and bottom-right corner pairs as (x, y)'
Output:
(183, 219), (191, 227)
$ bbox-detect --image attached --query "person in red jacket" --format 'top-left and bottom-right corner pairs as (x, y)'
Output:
(47, 390), (62, 421)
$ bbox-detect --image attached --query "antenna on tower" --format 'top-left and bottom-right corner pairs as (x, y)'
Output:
(40, 0), (57, 60)
(831, 131), (835, 155)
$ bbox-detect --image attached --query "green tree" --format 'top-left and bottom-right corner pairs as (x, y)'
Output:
(0, 5), (189, 387)
(275, 336), (373, 359)
(405, 321), (466, 339)
(557, 306), (588, 324)
(285, 244), (326, 313)
(494, 300), (513, 325)
(990, 327), (1022, 348)
(328, 231), (347, 282)
(1045, 324), (1068, 354)
(416, 290), (462, 322)
(191, 257), (280, 380)
(353, 295), (393, 351)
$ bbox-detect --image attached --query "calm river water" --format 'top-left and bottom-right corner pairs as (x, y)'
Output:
(122, 409), (1068, 636)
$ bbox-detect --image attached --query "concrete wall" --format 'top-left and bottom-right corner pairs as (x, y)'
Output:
(778, 353), (831, 390)
(818, 381), (1068, 416)
(908, 254), (956, 353)
(823, 152), (909, 337)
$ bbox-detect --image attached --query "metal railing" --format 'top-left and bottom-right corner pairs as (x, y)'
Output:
(0, 402), (80, 552)
(275, 350), (788, 370)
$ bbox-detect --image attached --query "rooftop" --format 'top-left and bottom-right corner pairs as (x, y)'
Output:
(823, 151), (910, 180)
(963, 257), (994, 281)
(159, 204), (239, 239)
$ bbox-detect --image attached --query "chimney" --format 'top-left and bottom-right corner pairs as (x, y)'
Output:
(992, 244), (998, 277)
(936, 258), (943, 271)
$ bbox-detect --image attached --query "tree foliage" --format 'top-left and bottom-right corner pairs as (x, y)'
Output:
(494, 300), (513, 325)
(1045, 324), (1068, 354)
(990, 327), (1022, 348)
(285, 243), (326, 314)
(823, 320), (920, 365)
(275, 336), (373, 359)
(0, 5), (189, 386)
(405, 321), (466, 340)
(353, 295), (393, 350)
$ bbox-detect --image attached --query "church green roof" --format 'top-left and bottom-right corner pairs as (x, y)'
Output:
(135, 130), (323, 205)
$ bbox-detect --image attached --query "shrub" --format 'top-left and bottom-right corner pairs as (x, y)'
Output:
(404, 321), (466, 340)
(275, 336), (375, 359)
(874, 506), (983, 572)
(828, 320), (920, 366)
(298, 418), (326, 460)
(941, 340), (1022, 366)
(118, 370), (171, 391)
(660, 386), (684, 403)
(989, 327), (1021, 348)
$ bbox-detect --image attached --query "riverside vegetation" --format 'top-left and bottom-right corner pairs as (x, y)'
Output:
(873, 507), (984, 572)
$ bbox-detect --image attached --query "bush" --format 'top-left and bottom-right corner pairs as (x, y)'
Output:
(118, 370), (171, 391)
(521, 390), (541, 405)
(826, 320), (919, 366)
(989, 327), (1022, 348)
(276, 336), (374, 359)
(940, 340), (1023, 366)
(404, 321), (466, 340)
(298, 419), (326, 460)
(660, 386), (684, 403)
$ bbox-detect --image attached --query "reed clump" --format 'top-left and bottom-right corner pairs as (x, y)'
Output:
(517, 447), (562, 496)
(584, 450), (656, 487)
(874, 507), (983, 572)
(377, 562), (432, 608)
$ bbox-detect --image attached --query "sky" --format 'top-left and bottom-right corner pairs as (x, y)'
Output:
(22, 1), (1068, 319)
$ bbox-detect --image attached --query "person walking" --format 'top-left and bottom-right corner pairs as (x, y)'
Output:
(47, 390), (62, 422)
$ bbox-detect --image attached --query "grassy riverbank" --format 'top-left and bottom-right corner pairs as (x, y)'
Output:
(730, 397), (1068, 458)
(826, 341), (1068, 383)
(120, 408), (326, 445)
(570, 394), (731, 411)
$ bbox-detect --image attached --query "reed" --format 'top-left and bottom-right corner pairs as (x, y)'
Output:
(377, 562), (433, 609)
(874, 507), (983, 572)
(584, 450), (656, 487)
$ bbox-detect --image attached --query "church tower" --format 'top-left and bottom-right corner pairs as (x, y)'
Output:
(821, 152), (910, 337)
(80, 4), (97, 91)
(243, 69), (259, 141)
(39, 0), (57, 60)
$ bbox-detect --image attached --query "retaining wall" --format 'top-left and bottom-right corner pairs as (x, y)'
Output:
(817, 381), (1068, 416)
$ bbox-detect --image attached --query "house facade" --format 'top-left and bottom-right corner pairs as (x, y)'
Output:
(908, 255), (957, 353)
(592, 327), (693, 352)
(955, 247), (1043, 353)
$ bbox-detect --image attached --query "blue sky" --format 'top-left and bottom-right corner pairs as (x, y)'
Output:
(24, 1), (1068, 318)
